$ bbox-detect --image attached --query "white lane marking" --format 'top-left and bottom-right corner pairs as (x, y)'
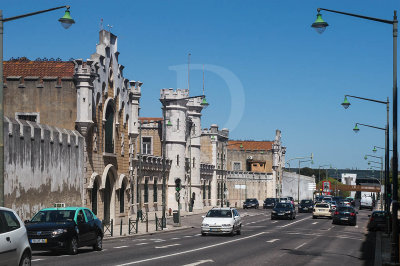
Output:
(278, 217), (309, 228)
(287, 232), (301, 235)
(114, 245), (129, 249)
(60, 255), (70, 257)
(312, 222), (318, 225)
(115, 232), (266, 266)
(194, 234), (201, 236)
(136, 243), (149, 246)
(328, 226), (334, 231)
(171, 237), (180, 240)
(183, 235), (193, 238)
(266, 239), (279, 243)
(32, 259), (44, 262)
(183, 259), (214, 266)
(155, 243), (181, 249)
(295, 242), (307, 250)
(272, 221), (278, 224)
(154, 240), (166, 243)
(102, 249), (107, 252)
(355, 225), (359, 228)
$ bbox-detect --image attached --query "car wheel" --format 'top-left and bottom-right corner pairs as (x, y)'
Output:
(201, 232), (206, 236)
(312, 216), (316, 219)
(93, 234), (103, 251)
(67, 237), (78, 255)
(19, 251), (31, 266)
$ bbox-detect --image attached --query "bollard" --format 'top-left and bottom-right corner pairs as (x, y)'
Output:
(120, 219), (123, 236)
(111, 219), (113, 236)
(136, 218), (139, 234)
(128, 218), (131, 234)
(169, 208), (172, 216)
(146, 212), (149, 232)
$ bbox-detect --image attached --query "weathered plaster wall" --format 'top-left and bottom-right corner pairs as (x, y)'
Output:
(282, 171), (315, 202)
(4, 117), (84, 220)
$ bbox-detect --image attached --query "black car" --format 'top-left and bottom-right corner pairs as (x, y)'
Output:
(367, 211), (387, 231)
(271, 202), (296, 220)
(26, 207), (103, 255)
(243, 198), (259, 209)
(298, 199), (313, 213)
(263, 198), (278, 209)
(332, 206), (357, 226)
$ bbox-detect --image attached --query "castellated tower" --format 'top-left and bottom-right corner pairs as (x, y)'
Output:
(160, 89), (189, 211)
(187, 97), (205, 210)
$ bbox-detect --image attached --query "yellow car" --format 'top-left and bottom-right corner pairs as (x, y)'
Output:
(312, 203), (332, 219)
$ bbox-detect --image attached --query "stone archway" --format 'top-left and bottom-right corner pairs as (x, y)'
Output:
(101, 164), (117, 223)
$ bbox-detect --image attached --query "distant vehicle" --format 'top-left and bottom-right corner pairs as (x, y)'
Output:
(26, 207), (103, 255)
(332, 196), (343, 203)
(201, 208), (242, 236)
(280, 197), (294, 205)
(322, 197), (333, 203)
(271, 202), (296, 220)
(243, 198), (259, 209)
(263, 198), (278, 209)
(332, 206), (357, 226)
(367, 211), (387, 231)
(346, 197), (355, 206)
(313, 203), (332, 219)
(330, 201), (338, 211)
(360, 196), (374, 210)
(298, 199), (313, 213)
(0, 207), (31, 266)
(287, 196), (295, 205)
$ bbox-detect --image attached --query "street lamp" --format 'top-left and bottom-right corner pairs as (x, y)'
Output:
(285, 153), (314, 203)
(341, 94), (389, 217)
(0, 5), (75, 207)
(313, 8), (398, 261)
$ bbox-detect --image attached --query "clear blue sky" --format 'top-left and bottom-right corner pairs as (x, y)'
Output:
(3, 0), (399, 169)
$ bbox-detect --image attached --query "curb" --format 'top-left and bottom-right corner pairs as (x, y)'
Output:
(103, 225), (194, 241)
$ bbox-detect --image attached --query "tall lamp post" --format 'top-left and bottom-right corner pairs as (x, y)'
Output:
(0, 6), (75, 207)
(221, 142), (243, 207)
(298, 159), (313, 203)
(312, 8), (398, 261)
(342, 95), (390, 216)
(285, 153), (314, 203)
(318, 164), (330, 184)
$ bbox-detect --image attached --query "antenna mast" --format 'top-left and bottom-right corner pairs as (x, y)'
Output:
(188, 53), (191, 92)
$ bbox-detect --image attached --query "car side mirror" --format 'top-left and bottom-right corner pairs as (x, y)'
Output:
(24, 220), (30, 224)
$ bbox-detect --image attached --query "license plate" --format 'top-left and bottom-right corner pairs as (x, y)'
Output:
(30, 239), (47, 244)
(210, 229), (221, 232)
(319, 209), (324, 212)
(278, 213), (284, 215)
(340, 218), (348, 220)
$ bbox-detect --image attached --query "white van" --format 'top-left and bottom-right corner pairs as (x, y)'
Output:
(360, 196), (373, 210)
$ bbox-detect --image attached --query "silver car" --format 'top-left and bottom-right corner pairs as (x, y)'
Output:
(0, 207), (31, 266)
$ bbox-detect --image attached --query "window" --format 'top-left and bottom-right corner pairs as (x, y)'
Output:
(84, 209), (94, 221)
(105, 104), (114, 153)
(153, 180), (158, 203)
(177, 155), (179, 166)
(217, 183), (220, 199)
(233, 162), (241, 171)
(17, 114), (38, 122)
(193, 158), (195, 168)
(120, 182), (125, 213)
(77, 210), (85, 223)
(144, 179), (149, 203)
(203, 182), (206, 200)
(92, 181), (98, 215)
(177, 118), (180, 130)
(192, 124), (196, 135)
(0, 210), (20, 233)
(142, 137), (152, 155)
(208, 181), (211, 199)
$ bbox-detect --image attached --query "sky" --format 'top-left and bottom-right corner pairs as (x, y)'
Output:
(2, 0), (399, 169)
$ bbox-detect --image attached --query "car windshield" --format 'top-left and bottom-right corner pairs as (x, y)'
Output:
(301, 200), (312, 204)
(276, 203), (291, 208)
(338, 207), (354, 212)
(280, 198), (288, 201)
(265, 198), (275, 203)
(245, 199), (256, 202)
(373, 212), (386, 217)
(316, 203), (329, 208)
(31, 210), (76, 223)
(206, 210), (232, 218)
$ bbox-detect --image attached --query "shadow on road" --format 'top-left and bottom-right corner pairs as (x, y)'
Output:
(359, 229), (375, 266)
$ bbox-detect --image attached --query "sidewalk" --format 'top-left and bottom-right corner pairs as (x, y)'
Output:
(103, 207), (212, 240)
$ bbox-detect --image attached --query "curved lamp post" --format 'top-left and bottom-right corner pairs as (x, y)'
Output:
(0, 6), (74, 207)
(313, 8), (398, 261)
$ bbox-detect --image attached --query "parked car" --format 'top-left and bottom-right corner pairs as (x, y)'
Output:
(360, 196), (374, 210)
(26, 207), (103, 255)
(332, 206), (357, 226)
(271, 202), (296, 220)
(243, 198), (259, 209)
(263, 198), (278, 209)
(367, 211), (387, 231)
(0, 207), (31, 266)
(313, 202), (332, 219)
(298, 199), (313, 213)
(201, 208), (242, 236)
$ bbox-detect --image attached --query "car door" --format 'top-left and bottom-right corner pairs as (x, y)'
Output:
(233, 210), (240, 228)
(83, 209), (96, 243)
(76, 209), (90, 245)
(0, 210), (20, 266)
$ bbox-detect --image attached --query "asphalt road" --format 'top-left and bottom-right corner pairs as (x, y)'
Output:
(31, 207), (376, 266)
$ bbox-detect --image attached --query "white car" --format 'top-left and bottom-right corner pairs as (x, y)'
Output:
(201, 208), (242, 236)
(0, 207), (31, 266)
(313, 202), (332, 219)
(360, 196), (374, 210)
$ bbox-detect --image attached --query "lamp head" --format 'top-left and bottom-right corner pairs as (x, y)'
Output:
(341, 96), (350, 109)
(58, 7), (75, 29)
(167, 120), (172, 127)
(373, 147), (377, 153)
(311, 12), (329, 34)
(364, 155), (368, 160)
(353, 124), (360, 133)
(200, 97), (209, 108)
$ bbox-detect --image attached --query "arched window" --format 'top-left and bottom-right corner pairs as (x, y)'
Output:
(177, 155), (179, 166)
(105, 104), (114, 153)
(92, 181), (98, 215)
(153, 179), (158, 203)
(208, 181), (211, 199)
(119, 182), (125, 213)
(177, 118), (180, 130)
(193, 157), (195, 168)
(217, 183), (220, 199)
(203, 182), (206, 200)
